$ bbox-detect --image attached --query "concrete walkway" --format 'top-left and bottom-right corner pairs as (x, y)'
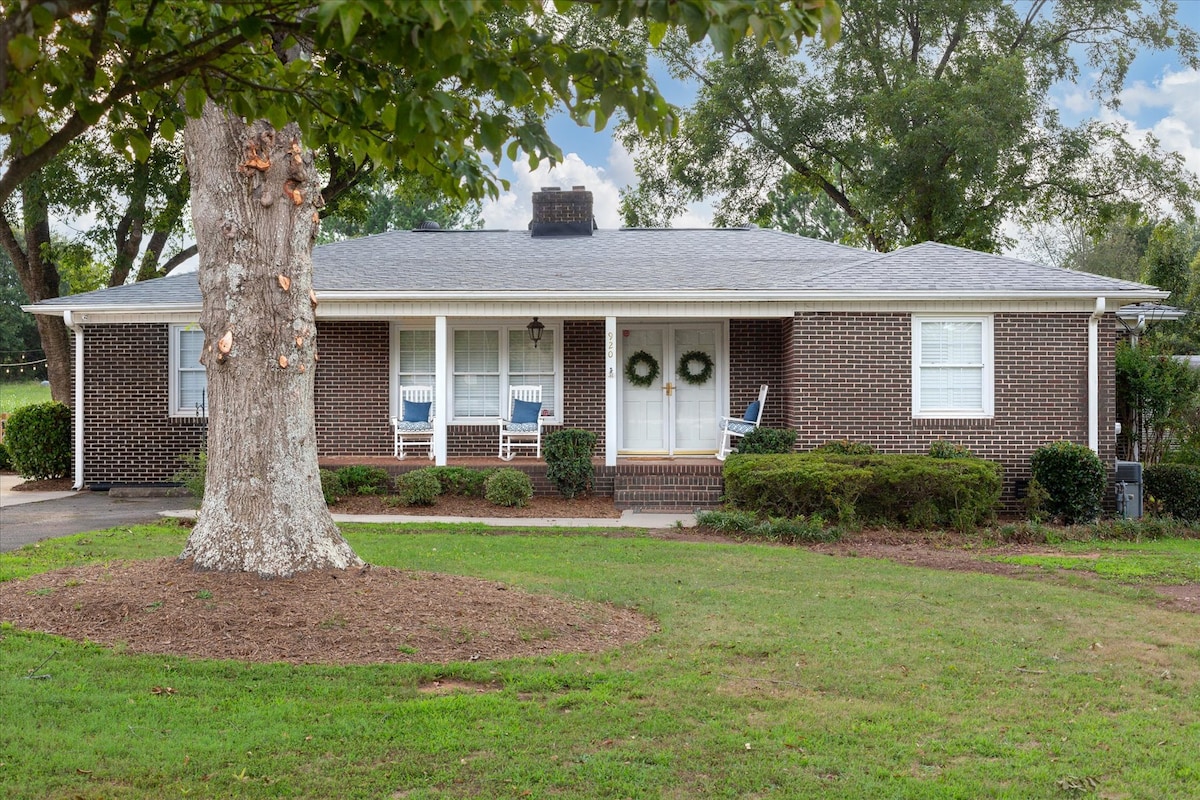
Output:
(0, 472), (76, 506)
(0, 474), (695, 553)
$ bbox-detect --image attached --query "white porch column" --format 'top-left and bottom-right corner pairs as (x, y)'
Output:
(434, 316), (448, 465)
(1088, 297), (1105, 454)
(605, 316), (617, 467)
(64, 311), (85, 489)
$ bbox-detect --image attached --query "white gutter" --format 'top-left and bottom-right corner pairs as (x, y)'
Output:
(1088, 297), (1105, 454)
(23, 289), (1172, 318)
(63, 310), (85, 490)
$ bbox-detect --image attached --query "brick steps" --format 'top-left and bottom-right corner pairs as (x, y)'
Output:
(613, 463), (723, 511)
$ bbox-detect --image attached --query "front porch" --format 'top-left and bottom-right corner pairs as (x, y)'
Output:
(319, 456), (725, 511)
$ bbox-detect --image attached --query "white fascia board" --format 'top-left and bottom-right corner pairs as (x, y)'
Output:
(22, 288), (1169, 320)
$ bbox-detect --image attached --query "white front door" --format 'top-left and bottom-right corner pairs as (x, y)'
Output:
(620, 324), (721, 455)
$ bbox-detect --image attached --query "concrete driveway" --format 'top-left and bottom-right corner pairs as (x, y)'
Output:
(0, 475), (190, 553)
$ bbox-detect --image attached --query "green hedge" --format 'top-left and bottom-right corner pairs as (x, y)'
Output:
(723, 452), (1002, 529)
(4, 401), (71, 479)
(1030, 441), (1106, 524)
(1144, 463), (1200, 521)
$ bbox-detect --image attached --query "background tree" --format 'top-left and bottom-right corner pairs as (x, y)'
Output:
(620, 0), (1199, 252)
(0, 247), (43, 381)
(3, 1), (841, 576)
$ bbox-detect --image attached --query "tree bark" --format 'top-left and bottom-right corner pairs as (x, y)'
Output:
(180, 101), (362, 577)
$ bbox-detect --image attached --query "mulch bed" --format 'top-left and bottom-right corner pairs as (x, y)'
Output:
(0, 558), (657, 665)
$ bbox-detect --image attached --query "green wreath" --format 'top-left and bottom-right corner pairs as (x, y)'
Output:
(677, 350), (714, 386)
(624, 350), (660, 387)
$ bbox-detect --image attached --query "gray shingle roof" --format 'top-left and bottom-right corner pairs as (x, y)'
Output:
(29, 228), (1163, 312)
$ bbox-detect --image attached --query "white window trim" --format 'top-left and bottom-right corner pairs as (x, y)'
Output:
(911, 315), (994, 419)
(168, 323), (208, 418)
(391, 322), (564, 425)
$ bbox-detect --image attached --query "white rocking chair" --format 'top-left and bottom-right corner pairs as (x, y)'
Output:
(391, 385), (435, 460)
(716, 384), (768, 460)
(498, 385), (545, 460)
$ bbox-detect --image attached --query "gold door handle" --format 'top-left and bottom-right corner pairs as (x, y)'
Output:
(664, 382), (675, 396)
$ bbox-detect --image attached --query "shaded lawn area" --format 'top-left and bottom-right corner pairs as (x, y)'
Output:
(2, 522), (1200, 799)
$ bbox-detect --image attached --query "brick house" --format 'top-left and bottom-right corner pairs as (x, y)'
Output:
(27, 186), (1166, 509)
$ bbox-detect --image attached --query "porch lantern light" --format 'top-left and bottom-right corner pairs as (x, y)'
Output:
(526, 316), (545, 348)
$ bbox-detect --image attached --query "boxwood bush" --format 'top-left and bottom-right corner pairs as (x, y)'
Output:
(396, 467), (442, 506)
(1030, 441), (1106, 524)
(484, 468), (533, 507)
(4, 401), (71, 479)
(735, 427), (797, 455)
(1144, 463), (1200, 521)
(424, 466), (494, 497)
(334, 465), (392, 496)
(723, 452), (1002, 530)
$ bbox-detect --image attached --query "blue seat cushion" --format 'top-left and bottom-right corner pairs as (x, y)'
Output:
(505, 422), (540, 433)
(402, 399), (432, 423)
(743, 400), (761, 422)
(511, 398), (542, 424)
(394, 420), (433, 432)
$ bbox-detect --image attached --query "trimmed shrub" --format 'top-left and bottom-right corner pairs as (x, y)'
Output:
(0, 441), (11, 471)
(723, 452), (1002, 530)
(544, 428), (597, 498)
(335, 465), (392, 496)
(4, 401), (71, 479)
(485, 468), (533, 507)
(929, 439), (974, 459)
(319, 469), (343, 505)
(814, 439), (876, 456)
(1144, 463), (1200, 521)
(1030, 441), (1106, 524)
(735, 427), (797, 455)
(424, 466), (493, 497)
(396, 468), (442, 506)
(172, 450), (207, 500)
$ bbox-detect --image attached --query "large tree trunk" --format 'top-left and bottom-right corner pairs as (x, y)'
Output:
(180, 101), (361, 577)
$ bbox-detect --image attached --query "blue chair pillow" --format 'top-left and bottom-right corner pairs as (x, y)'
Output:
(743, 400), (761, 422)
(402, 399), (432, 423)
(511, 398), (542, 424)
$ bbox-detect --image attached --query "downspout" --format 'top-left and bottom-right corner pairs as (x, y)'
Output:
(63, 310), (85, 489)
(1088, 297), (1105, 454)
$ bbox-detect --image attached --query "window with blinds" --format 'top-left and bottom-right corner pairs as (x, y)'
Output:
(912, 317), (993, 417)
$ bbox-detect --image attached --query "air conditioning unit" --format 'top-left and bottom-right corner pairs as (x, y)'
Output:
(1115, 460), (1142, 519)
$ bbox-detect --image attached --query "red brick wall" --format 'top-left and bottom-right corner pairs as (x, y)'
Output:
(562, 319), (606, 450)
(788, 311), (1117, 503)
(82, 324), (206, 484)
(313, 321), (391, 456)
(729, 319), (784, 427)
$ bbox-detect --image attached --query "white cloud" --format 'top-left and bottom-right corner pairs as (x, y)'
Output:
(1114, 68), (1200, 179)
(481, 143), (715, 230)
(481, 152), (625, 229)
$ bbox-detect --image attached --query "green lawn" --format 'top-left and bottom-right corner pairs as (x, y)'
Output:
(3, 523), (1200, 798)
(0, 379), (51, 415)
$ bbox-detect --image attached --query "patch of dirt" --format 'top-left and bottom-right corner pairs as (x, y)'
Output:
(9, 476), (73, 492)
(332, 491), (622, 518)
(808, 528), (1200, 615)
(0, 558), (656, 665)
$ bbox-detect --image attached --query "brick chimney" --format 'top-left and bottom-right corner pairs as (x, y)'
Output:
(530, 185), (594, 237)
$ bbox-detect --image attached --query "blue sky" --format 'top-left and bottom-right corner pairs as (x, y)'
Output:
(480, 4), (1200, 237)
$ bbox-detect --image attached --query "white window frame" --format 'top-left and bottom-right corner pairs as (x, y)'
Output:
(392, 322), (563, 425)
(168, 324), (208, 418)
(911, 315), (994, 419)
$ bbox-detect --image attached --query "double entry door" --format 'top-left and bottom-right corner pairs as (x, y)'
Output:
(620, 324), (721, 455)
